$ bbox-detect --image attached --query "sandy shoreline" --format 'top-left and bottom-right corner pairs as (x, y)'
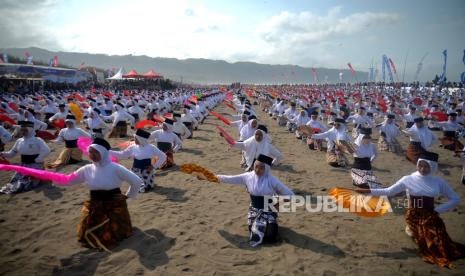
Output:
(1, 104), (464, 275)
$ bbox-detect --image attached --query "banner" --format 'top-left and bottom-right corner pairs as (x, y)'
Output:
(388, 58), (397, 74)
(461, 50), (465, 84)
(438, 49), (447, 83)
(383, 55), (394, 83)
(347, 63), (356, 76)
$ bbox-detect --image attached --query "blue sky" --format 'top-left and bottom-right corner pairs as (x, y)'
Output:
(1, 0), (464, 81)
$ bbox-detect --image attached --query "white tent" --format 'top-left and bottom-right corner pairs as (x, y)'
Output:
(107, 67), (125, 80)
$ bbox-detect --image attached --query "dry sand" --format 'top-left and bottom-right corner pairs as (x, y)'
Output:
(0, 104), (464, 275)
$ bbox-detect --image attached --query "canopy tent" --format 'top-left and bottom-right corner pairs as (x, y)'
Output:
(107, 67), (125, 80)
(143, 70), (163, 79)
(123, 70), (141, 78)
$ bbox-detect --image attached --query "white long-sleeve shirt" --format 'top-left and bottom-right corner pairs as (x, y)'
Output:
(354, 143), (377, 162)
(86, 116), (108, 132)
(2, 136), (50, 162)
(48, 111), (68, 123)
(371, 172), (460, 213)
(70, 162), (142, 199)
(379, 122), (400, 143)
(403, 126), (437, 150)
(305, 119), (327, 131)
(181, 113), (199, 128)
(105, 110), (135, 127)
(346, 114), (373, 128)
(53, 127), (91, 143)
(150, 129), (182, 151)
(284, 108), (299, 120)
(233, 137), (283, 168)
(128, 106), (145, 121)
(290, 115), (310, 126)
(435, 120), (462, 132)
(173, 122), (191, 140)
(218, 172), (294, 196)
(312, 127), (351, 151)
(110, 144), (167, 169)
(40, 104), (58, 115)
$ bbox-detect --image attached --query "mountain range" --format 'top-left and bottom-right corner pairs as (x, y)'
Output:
(1, 47), (368, 84)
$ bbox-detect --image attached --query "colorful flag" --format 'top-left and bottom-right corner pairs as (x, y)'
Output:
(347, 63), (356, 76)
(438, 49), (447, 83)
(53, 55), (58, 67)
(461, 50), (465, 84)
(2, 53), (8, 63)
(79, 62), (85, 70)
(383, 55), (394, 83)
(93, 67), (97, 75)
(48, 59), (53, 67)
(388, 58), (397, 74)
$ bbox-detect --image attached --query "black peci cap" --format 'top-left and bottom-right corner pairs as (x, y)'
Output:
(135, 128), (150, 139)
(256, 154), (273, 166)
(414, 117), (424, 123)
(419, 151), (439, 162)
(92, 138), (111, 150)
(359, 127), (372, 135)
(335, 118), (345, 124)
(18, 121), (34, 128)
(257, 124), (268, 133)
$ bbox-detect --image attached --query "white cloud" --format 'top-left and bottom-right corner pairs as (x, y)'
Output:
(0, 0), (61, 49)
(2, 2), (402, 71)
(53, 1), (235, 59)
(252, 6), (401, 67)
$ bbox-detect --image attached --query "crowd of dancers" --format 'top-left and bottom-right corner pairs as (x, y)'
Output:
(0, 83), (463, 268)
